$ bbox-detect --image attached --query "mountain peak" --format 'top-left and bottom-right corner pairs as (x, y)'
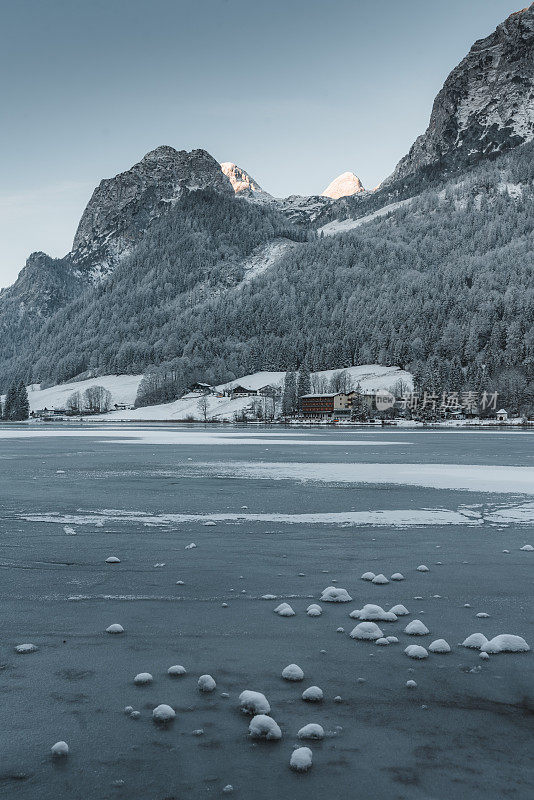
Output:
(220, 162), (270, 198)
(388, 3), (534, 183)
(71, 146), (233, 277)
(321, 172), (365, 199)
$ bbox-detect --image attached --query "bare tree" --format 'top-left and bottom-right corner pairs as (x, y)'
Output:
(83, 386), (112, 413)
(66, 391), (82, 413)
(197, 394), (209, 422)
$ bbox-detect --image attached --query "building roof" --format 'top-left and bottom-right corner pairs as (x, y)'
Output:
(301, 393), (342, 398)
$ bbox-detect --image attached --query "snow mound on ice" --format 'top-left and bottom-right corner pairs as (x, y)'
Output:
(185, 542), (197, 549)
(350, 604), (397, 622)
(306, 604), (322, 617)
(520, 544), (534, 551)
(404, 619), (429, 635)
(428, 639), (451, 653)
(51, 741), (69, 757)
(249, 714), (282, 740)
(406, 680), (417, 688)
(390, 573), (405, 581)
(320, 586), (352, 603)
(274, 602), (295, 617)
(297, 723), (324, 740)
(105, 556), (120, 563)
(290, 746), (313, 772)
(417, 565), (429, 572)
(239, 690), (270, 715)
(198, 674), (216, 692)
(375, 637), (389, 646)
(15, 643), (38, 654)
(404, 645), (428, 659)
(350, 622), (383, 640)
(153, 704), (176, 722)
(481, 635), (530, 653)
(389, 604), (409, 616)
(168, 664), (186, 676)
(106, 623), (124, 634)
(262, 594), (277, 600)
(302, 686), (323, 702)
(372, 574), (389, 585)
(361, 572), (375, 581)
(282, 664), (304, 681)
(134, 672), (153, 685)
(461, 633), (488, 650)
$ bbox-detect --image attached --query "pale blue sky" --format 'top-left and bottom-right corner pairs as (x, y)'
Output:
(0, 0), (523, 286)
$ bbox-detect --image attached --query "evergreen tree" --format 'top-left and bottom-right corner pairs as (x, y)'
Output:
(3, 382), (18, 420)
(282, 371), (297, 416)
(16, 380), (29, 420)
(296, 363), (311, 405)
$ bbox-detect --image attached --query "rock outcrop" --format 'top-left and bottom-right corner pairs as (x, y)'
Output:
(389, 4), (534, 182)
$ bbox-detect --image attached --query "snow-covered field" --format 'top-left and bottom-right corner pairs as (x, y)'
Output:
(27, 374), (142, 411)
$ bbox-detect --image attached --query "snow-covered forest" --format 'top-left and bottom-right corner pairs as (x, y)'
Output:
(1, 142), (532, 413)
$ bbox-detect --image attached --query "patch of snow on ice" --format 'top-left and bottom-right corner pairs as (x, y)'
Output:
(249, 714), (282, 740)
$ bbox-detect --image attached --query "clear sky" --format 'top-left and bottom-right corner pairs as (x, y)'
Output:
(0, 0), (523, 287)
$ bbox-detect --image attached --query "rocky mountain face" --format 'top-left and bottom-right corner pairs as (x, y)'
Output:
(389, 4), (534, 183)
(220, 162), (271, 198)
(71, 146), (233, 279)
(322, 171), (365, 199)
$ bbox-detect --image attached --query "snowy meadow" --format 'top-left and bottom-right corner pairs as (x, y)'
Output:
(1, 424), (533, 799)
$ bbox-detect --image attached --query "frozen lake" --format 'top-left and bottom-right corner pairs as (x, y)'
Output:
(1, 424), (533, 799)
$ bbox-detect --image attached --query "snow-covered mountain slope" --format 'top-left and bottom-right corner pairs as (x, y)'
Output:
(322, 172), (365, 199)
(318, 198), (413, 236)
(26, 374), (143, 411)
(388, 4), (534, 183)
(238, 239), (297, 285)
